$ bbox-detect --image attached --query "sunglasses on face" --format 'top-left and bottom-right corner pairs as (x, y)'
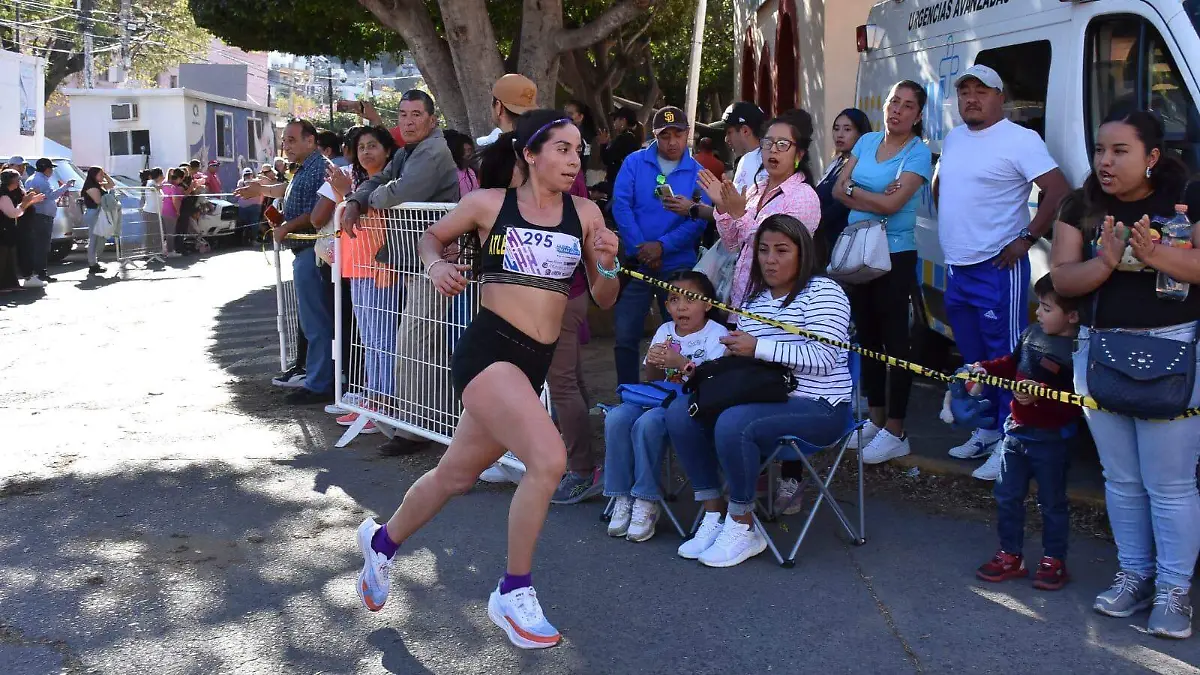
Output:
(760, 137), (796, 153)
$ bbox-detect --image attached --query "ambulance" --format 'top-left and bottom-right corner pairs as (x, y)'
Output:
(854, 0), (1200, 356)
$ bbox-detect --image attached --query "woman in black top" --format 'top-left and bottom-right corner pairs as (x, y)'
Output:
(350, 110), (620, 649)
(81, 166), (114, 274)
(813, 108), (870, 263)
(0, 169), (45, 290)
(1051, 109), (1200, 639)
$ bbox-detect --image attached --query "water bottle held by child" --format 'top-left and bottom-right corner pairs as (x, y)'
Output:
(1155, 204), (1193, 301)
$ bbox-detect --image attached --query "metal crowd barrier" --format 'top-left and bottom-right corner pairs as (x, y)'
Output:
(273, 240), (301, 372)
(109, 185), (167, 266)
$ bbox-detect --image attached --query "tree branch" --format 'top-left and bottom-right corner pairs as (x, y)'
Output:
(554, 0), (656, 52)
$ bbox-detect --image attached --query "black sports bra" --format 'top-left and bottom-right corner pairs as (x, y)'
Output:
(479, 188), (584, 295)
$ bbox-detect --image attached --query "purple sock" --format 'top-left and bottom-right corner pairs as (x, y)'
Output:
(370, 523), (400, 559)
(499, 572), (532, 595)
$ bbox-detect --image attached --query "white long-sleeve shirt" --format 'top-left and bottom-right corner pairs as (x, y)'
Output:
(738, 276), (854, 404)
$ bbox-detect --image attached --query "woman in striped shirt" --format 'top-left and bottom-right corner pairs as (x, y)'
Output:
(665, 214), (854, 568)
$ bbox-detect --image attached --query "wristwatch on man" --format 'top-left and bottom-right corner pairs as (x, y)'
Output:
(1018, 227), (1038, 244)
(689, 203), (700, 219)
(845, 182), (856, 198)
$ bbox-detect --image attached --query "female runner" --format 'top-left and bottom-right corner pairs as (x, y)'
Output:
(353, 109), (621, 649)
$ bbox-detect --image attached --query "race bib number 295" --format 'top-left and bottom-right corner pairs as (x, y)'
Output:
(502, 227), (581, 279)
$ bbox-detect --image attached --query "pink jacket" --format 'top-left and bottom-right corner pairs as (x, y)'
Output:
(714, 172), (820, 308)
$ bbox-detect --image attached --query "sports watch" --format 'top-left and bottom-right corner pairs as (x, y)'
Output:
(845, 182), (856, 197)
(1018, 227), (1038, 244)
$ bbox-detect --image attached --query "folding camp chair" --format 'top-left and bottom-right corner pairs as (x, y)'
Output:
(752, 351), (868, 567)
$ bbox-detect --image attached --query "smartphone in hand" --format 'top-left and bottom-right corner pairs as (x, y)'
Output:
(264, 204), (285, 227)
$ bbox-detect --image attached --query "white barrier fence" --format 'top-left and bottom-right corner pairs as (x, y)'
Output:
(272, 202), (549, 449)
(109, 186), (167, 265)
(273, 241), (301, 372)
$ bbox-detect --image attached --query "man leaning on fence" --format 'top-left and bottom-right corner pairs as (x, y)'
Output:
(340, 89), (461, 457)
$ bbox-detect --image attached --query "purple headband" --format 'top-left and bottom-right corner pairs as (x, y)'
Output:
(523, 118), (572, 148)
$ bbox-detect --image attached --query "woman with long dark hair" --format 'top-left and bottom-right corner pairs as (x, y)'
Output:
(834, 80), (933, 465)
(666, 214), (853, 568)
(814, 108), (871, 260)
(0, 169), (45, 291)
(444, 129), (479, 196)
(351, 110), (620, 648)
(81, 166), (115, 273)
(1051, 108), (1200, 639)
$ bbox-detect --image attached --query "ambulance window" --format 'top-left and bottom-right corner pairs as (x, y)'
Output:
(975, 41), (1052, 139)
(1086, 17), (1200, 172)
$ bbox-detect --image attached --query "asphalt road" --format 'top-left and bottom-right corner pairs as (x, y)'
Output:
(1, 248), (1197, 674)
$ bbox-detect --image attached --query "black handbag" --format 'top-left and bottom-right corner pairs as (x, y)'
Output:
(1085, 292), (1198, 419)
(682, 355), (798, 420)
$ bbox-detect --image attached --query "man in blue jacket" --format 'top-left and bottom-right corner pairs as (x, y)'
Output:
(610, 105), (709, 384)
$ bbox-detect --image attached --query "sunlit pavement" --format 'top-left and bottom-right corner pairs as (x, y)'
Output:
(1, 248), (1196, 674)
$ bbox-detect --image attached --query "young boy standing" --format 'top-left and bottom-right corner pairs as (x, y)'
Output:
(955, 274), (1082, 590)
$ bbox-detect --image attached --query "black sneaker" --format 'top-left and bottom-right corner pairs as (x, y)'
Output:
(37, 273), (57, 283)
(88, 264), (104, 275)
(550, 469), (604, 505)
(271, 364), (307, 388)
(284, 388), (333, 405)
(377, 437), (433, 457)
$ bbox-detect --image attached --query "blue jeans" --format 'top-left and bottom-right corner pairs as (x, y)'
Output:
(994, 420), (1074, 559)
(945, 255), (1031, 431)
(351, 278), (398, 399)
(603, 403), (669, 501)
(613, 274), (674, 385)
(293, 247), (335, 394)
(1074, 322), (1200, 588)
(665, 395), (852, 516)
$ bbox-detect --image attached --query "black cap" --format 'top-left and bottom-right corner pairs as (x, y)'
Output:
(652, 106), (689, 134)
(34, 158), (56, 171)
(713, 102), (766, 132)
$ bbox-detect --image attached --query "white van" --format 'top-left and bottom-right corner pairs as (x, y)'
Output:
(854, 0), (1200, 355)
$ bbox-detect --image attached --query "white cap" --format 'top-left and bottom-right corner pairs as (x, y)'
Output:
(954, 64), (1004, 92)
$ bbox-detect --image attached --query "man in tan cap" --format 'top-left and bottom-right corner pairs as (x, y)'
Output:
(477, 73), (538, 147)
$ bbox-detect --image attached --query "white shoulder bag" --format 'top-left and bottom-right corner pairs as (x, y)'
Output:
(826, 139), (916, 284)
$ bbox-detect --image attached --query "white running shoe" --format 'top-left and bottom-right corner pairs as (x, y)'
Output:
(678, 511), (724, 560)
(698, 517), (768, 568)
(860, 428), (911, 465)
(22, 276), (45, 289)
(846, 420), (881, 451)
(487, 583), (561, 649)
(354, 517), (393, 612)
(948, 428), (1002, 459)
(626, 499), (659, 542)
(607, 496), (633, 537)
(972, 446), (1006, 481)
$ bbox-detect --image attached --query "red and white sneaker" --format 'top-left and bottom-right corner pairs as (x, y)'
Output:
(976, 550), (1028, 583)
(336, 412), (360, 426)
(1033, 556), (1069, 591)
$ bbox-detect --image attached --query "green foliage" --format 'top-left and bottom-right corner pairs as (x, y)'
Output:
(188, 0), (405, 61)
(644, 0), (733, 119)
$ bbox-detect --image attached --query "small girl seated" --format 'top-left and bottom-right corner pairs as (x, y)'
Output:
(604, 271), (729, 542)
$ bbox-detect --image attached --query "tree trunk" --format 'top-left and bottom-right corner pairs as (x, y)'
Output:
(518, 0), (564, 109)
(438, 0), (506, 135)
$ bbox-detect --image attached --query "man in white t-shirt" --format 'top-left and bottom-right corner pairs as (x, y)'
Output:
(932, 64), (1070, 475)
(715, 102), (767, 194)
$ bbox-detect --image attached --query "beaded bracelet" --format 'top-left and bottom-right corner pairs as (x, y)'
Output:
(596, 258), (622, 279)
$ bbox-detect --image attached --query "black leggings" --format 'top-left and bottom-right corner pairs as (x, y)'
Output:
(852, 250), (918, 421)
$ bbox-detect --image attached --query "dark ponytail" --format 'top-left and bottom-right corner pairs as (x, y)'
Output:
(892, 80), (928, 139)
(477, 131), (520, 189)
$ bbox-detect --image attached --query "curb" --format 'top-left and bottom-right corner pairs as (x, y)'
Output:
(887, 452), (1107, 509)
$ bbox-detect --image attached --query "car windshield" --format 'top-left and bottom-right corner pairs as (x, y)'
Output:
(52, 161), (86, 186)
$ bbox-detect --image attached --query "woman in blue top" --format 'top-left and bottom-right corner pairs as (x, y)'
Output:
(834, 79), (933, 465)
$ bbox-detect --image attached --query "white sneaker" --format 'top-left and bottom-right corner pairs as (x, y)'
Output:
(972, 446), (1006, 481)
(354, 517), (393, 612)
(607, 497), (633, 537)
(948, 428), (1002, 459)
(480, 452), (526, 485)
(846, 420), (881, 450)
(487, 584), (561, 649)
(626, 499), (659, 542)
(22, 276), (45, 289)
(699, 517), (768, 568)
(678, 511), (724, 559)
(860, 428), (911, 465)
(773, 477), (804, 516)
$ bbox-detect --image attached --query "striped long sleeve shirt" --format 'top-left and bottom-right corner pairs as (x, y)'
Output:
(738, 277), (854, 404)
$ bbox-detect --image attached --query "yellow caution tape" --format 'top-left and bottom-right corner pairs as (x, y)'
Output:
(621, 268), (1200, 421)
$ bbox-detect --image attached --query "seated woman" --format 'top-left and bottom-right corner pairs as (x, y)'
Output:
(604, 271), (728, 542)
(666, 214), (854, 568)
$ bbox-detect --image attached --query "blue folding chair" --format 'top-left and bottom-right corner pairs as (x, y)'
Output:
(752, 351), (867, 567)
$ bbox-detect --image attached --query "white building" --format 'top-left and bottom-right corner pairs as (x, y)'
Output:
(734, 0), (876, 173)
(0, 50), (47, 158)
(64, 88), (276, 187)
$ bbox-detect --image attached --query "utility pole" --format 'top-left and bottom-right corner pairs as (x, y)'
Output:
(327, 65), (335, 128)
(289, 56), (296, 118)
(118, 0), (131, 85)
(13, 4), (20, 51)
(78, 0), (95, 88)
(684, 0), (708, 146)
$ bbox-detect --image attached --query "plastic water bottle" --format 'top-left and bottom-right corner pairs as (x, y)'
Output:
(1155, 204), (1193, 301)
